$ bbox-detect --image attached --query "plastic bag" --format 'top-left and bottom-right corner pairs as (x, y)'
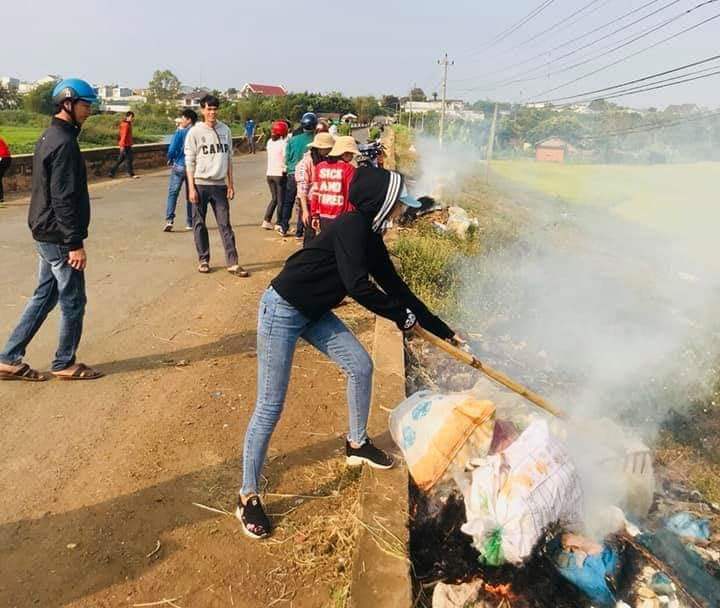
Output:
(460, 419), (584, 565)
(553, 542), (618, 606)
(665, 511), (710, 541)
(389, 390), (495, 491)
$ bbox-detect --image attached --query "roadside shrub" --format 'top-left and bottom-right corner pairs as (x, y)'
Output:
(391, 223), (478, 316)
(0, 110), (50, 128)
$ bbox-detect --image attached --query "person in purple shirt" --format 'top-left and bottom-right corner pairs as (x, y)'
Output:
(163, 109), (198, 232)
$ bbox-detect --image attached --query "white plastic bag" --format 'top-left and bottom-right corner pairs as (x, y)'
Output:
(389, 390), (495, 491)
(460, 419), (584, 565)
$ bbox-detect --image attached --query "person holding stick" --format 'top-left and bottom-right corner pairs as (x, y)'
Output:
(237, 165), (461, 539)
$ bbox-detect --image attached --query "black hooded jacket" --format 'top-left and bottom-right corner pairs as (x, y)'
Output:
(271, 166), (453, 339)
(28, 117), (90, 250)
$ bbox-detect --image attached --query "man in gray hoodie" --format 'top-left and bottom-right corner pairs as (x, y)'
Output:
(185, 95), (249, 276)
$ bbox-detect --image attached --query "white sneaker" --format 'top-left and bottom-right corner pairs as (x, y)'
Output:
(163, 222), (173, 232)
(261, 221), (273, 230)
(274, 225), (287, 237)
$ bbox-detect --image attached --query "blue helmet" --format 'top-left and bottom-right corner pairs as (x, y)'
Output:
(300, 112), (318, 130)
(52, 78), (98, 106)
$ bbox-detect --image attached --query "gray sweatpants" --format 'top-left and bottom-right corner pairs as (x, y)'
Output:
(192, 185), (239, 266)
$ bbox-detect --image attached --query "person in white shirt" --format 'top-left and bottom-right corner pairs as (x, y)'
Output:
(262, 121), (288, 230)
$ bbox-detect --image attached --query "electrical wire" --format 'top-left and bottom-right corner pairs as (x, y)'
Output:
(463, 0), (557, 58)
(541, 53), (720, 103)
(551, 67), (720, 107)
(579, 109), (720, 139)
(453, 0), (665, 85)
(532, 9), (720, 97)
(491, 0), (687, 88)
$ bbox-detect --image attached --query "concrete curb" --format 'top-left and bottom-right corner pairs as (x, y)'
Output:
(349, 316), (412, 608)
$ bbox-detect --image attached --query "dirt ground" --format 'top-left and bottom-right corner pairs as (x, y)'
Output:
(0, 154), (380, 608)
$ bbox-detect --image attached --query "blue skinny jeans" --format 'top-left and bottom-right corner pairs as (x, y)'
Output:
(241, 287), (373, 496)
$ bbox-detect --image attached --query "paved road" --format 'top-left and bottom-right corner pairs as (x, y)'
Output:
(0, 153), (285, 369)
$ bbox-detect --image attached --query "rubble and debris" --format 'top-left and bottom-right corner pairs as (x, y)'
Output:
(431, 579), (484, 608)
(444, 206), (479, 240)
(665, 512), (711, 543)
(389, 390), (495, 491)
(459, 419), (584, 565)
(552, 536), (619, 606)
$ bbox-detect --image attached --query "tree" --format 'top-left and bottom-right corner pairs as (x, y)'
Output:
(0, 84), (20, 110)
(381, 95), (400, 113)
(410, 87), (426, 101)
(147, 69), (181, 104)
(23, 81), (56, 114)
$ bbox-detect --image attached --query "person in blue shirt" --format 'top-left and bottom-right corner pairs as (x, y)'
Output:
(164, 109), (198, 232)
(245, 118), (256, 154)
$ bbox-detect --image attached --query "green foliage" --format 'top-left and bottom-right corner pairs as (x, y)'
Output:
(381, 94), (400, 113)
(391, 223), (479, 316)
(410, 87), (426, 101)
(368, 126), (381, 140)
(147, 69), (181, 103)
(23, 82), (56, 115)
(0, 85), (20, 110)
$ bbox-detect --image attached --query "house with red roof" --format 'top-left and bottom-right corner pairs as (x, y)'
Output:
(240, 83), (287, 98)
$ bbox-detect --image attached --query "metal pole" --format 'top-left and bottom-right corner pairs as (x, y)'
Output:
(486, 103), (498, 184)
(438, 53), (454, 148)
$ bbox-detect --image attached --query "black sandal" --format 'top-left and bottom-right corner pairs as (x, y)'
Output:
(235, 495), (272, 539)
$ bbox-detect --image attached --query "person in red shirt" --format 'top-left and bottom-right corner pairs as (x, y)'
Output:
(0, 135), (11, 205)
(309, 136), (359, 237)
(108, 111), (139, 179)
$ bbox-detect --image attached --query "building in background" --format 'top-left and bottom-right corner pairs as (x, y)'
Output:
(239, 83), (287, 98)
(177, 89), (209, 109)
(0, 77), (20, 90)
(401, 99), (465, 114)
(535, 137), (575, 163)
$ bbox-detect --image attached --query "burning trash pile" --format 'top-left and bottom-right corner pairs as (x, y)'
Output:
(389, 378), (720, 608)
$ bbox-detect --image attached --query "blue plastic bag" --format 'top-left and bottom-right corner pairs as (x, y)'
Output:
(554, 543), (618, 607)
(665, 512), (710, 541)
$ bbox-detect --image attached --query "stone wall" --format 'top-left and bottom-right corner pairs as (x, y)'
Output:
(2, 136), (261, 197)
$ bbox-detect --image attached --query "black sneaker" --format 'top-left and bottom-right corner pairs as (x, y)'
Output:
(346, 438), (395, 469)
(235, 495), (272, 539)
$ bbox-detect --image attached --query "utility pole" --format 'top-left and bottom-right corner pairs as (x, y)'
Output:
(438, 53), (454, 148)
(485, 103), (498, 184)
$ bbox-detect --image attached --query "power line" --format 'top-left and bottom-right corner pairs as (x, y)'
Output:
(543, 53), (720, 103)
(561, 67), (720, 105)
(453, 0), (665, 86)
(463, 0), (557, 57)
(532, 9), (720, 98)
(579, 109), (720, 139)
(492, 0), (687, 88)
(515, 0), (614, 48)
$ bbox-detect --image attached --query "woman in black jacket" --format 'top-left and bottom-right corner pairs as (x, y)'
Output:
(237, 166), (460, 539)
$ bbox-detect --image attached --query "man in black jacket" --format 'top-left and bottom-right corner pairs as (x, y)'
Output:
(236, 166), (461, 539)
(0, 78), (104, 382)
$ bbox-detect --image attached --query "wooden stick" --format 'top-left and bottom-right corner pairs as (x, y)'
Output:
(413, 326), (567, 419)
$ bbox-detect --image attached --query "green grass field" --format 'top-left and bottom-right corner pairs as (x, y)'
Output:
(1, 125), (45, 154)
(491, 159), (720, 252)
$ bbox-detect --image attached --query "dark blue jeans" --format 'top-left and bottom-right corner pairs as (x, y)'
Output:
(0, 242), (86, 371)
(279, 174), (298, 234)
(165, 165), (192, 226)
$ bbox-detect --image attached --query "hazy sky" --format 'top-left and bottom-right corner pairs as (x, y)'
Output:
(4, 0), (718, 108)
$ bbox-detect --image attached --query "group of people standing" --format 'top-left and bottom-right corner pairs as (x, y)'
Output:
(262, 111), (360, 246)
(0, 77), (460, 547)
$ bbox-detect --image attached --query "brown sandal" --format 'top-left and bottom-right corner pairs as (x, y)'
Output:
(0, 362), (47, 382)
(52, 363), (105, 381)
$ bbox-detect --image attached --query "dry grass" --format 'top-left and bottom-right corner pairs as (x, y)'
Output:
(266, 458), (362, 601)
